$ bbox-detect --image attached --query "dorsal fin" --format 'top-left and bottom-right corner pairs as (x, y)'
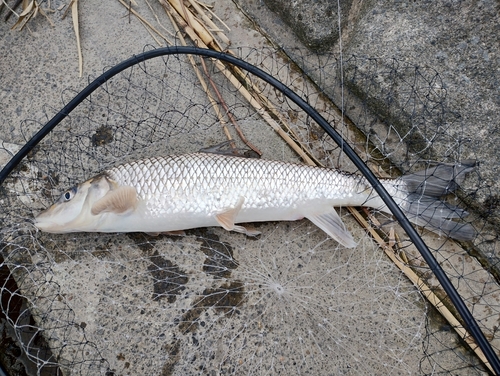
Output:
(200, 141), (260, 159)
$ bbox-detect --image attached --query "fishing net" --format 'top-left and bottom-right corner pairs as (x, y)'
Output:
(0, 46), (498, 375)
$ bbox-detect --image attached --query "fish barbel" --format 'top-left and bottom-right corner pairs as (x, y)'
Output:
(34, 152), (476, 247)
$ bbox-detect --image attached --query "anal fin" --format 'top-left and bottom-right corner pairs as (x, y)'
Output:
(232, 224), (261, 237)
(306, 209), (357, 248)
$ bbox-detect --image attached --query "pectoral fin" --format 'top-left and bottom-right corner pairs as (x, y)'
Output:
(91, 186), (138, 215)
(306, 209), (357, 248)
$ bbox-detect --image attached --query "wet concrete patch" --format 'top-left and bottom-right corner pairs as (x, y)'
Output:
(179, 280), (245, 334)
(147, 253), (189, 303)
(194, 229), (239, 279)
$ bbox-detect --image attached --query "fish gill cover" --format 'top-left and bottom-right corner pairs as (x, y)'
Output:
(0, 46), (498, 375)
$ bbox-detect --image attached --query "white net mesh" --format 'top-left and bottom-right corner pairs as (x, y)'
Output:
(0, 47), (497, 375)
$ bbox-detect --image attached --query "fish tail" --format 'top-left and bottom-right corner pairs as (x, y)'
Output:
(381, 160), (477, 241)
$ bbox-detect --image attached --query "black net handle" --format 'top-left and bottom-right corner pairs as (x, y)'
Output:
(1, 46), (498, 375)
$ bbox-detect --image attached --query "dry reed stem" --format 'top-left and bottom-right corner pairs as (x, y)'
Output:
(186, 0), (230, 46)
(167, 0), (214, 47)
(349, 207), (494, 374)
(165, 8), (233, 143)
(198, 57), (262, 155)
(196, 0), (230, 32)
(116, 0), (172, 45)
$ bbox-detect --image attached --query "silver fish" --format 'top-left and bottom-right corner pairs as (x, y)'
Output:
(34, 153), (476, 247)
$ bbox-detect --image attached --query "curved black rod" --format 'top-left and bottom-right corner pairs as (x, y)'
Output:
(0, 46), (498, 374)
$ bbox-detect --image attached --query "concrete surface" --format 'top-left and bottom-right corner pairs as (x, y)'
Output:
(260, 0), (353, 51)
(236, 0), (500, 241)
(0, 0), (498, 375)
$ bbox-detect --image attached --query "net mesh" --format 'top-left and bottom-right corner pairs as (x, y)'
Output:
(0, 47), (498, 375)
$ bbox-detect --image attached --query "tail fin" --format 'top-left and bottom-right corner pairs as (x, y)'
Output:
(398, 160), (477, 241)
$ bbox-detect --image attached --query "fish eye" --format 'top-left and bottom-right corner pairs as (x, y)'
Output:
(62, 187), (77, 202)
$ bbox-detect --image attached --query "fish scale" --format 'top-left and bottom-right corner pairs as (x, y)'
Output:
(105, 153), (367, 218)
(34, 152), (477, 247)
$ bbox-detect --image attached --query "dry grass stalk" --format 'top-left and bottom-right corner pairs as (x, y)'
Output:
(11, 0), (54, 30)
(349, 207), (494, 374)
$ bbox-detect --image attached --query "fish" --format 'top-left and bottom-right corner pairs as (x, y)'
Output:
(34, 152), (477, 248)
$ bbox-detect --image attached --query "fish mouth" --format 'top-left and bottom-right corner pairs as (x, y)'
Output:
(34, 208), (69, 233)
(34, 217), (64, 233)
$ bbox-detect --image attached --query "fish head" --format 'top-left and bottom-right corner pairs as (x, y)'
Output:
(34, 175), (113, 233)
